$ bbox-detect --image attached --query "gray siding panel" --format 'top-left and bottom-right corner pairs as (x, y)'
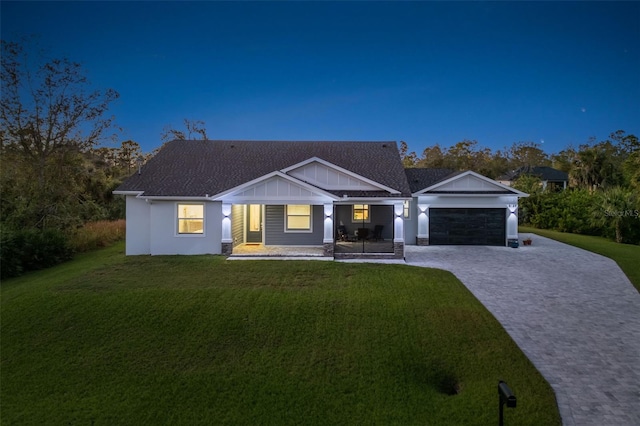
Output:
(265, 205), (323, 245)
(231, 204), (244, 247)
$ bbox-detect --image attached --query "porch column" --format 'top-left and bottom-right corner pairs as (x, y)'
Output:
(221, 203), (233, 255)
(416, 202), (429, 245)
(393, 202), (405, 259)
(507, 204), (519, 245)
(323, 203), (334, 257)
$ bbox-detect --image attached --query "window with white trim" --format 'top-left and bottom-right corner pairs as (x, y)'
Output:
(286, 205), (312, 231)
(177, 203), (204, 234)
(403, 200), (411, 219)
(352, 204), (370, 222)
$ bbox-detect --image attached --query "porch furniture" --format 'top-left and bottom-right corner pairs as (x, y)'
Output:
(337, 225), (353, 242)
(356, 228), (369, 240)
(371, 225), (384, 241)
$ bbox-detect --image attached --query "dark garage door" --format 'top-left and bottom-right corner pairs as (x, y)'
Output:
(429, 208), (506, 246)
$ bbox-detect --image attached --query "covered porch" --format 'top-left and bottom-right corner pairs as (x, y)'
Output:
(214, 171), (406, 259)
(221, 201), (405, 259)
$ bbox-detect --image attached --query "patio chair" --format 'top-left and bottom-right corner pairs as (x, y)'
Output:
(356, 228), (369, 240)
(371, 225), (384, 241)
(337, 225), (351, 242)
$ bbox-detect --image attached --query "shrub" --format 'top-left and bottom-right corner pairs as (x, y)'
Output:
(1, 228), (73, 280)
(69, 219), (125, 253)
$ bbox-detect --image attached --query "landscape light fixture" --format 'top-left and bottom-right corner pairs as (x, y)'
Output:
(498, 380), (517, 426)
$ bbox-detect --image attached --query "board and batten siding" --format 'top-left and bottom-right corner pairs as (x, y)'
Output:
(231, 204), (244, 247)
(264, 205), (323, 245)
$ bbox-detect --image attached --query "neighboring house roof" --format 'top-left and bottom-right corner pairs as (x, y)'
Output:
(499, 166), (569, 182)
(404, 168), (459, 193)
(115, 140), (412, 197)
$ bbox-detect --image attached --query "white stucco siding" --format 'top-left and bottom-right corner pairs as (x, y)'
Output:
(148, 201), (222, 255)
(125, 196), (151, 255)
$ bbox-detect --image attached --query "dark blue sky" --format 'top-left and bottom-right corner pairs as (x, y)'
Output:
(2, 1), (639, 155)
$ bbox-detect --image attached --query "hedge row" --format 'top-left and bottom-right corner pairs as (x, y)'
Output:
(0, 229), (73, 280)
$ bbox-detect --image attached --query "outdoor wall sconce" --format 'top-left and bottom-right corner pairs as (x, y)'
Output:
(222, 204), (231, 218)
(394, 204), (404, 217)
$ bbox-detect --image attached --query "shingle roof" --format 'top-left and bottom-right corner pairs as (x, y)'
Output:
(404, 168), (459, 193)
(499, 166), (569, 182)
(115, 140), (412, 197)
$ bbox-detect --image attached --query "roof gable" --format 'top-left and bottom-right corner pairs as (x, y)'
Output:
(414, 171), (528, 196)
(213, 172), (338, 203)
(285, 157), (400, 194)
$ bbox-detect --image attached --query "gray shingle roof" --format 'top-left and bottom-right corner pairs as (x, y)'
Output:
(404, 168), (459, 193)
(115, 140), (412, 197)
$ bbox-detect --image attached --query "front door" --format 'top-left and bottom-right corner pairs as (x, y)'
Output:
(246, 204), (262, 243)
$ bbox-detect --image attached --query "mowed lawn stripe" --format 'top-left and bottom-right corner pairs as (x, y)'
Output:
(1, 243), (560, 425)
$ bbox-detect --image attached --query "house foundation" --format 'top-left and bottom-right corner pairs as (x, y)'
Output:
(221, 242), (233, 256)
(416, 237), (429, 246)
(393, 242), (404, 259)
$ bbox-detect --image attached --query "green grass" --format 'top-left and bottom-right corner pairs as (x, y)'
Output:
(1, 242), (560, 425)
(520, 226), (640, 292)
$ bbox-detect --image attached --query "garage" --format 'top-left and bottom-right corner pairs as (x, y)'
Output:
(429, 208), (506, 246)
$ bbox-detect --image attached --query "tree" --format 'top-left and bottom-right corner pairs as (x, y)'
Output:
(399, 140), (417, 167)
(622, 151), (640, 189)
(416, 144), (447, 168)
(592, 186), (638, 243)
(0, 39), (119, 229)
(551, 146), (578, 174)
(570, 142), (621, 191)
(443, 139), (493, 172)
(506, 141), (550, 169)
(483, 150), (510, 180)
(117, 140), (142, 175)
(161, 119), (208, 142)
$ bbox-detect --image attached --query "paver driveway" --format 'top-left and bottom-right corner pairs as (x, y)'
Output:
(405, 234), (640, 426)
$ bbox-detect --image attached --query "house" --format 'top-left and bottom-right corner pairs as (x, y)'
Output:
(498, 166), (569, 191)
(114, 140), (528, 258)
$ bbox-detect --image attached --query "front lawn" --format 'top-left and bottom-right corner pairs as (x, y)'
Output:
(1, 242), (560, 425)
(520, 226), (640, 292)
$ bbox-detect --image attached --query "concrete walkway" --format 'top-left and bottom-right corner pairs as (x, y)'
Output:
(405, 234), (640, 426)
